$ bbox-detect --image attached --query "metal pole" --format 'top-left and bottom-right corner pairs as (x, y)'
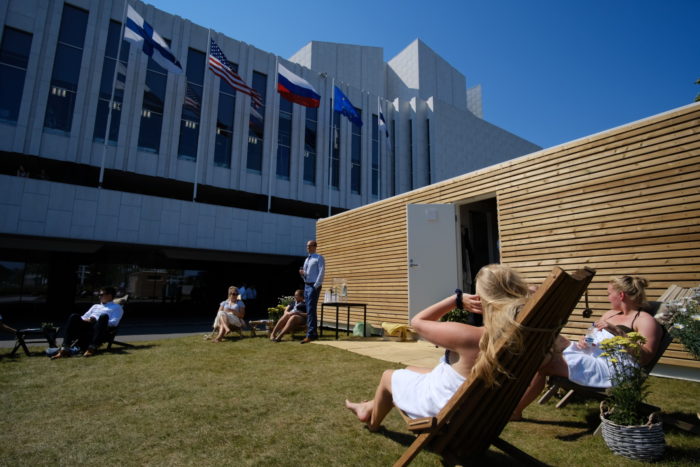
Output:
(192, 28), (211, 202)
(377, 95), (381, 200)
(267, 56), (280, 212)
(99, 0), (129, 187)
(327, 77), (334, 217)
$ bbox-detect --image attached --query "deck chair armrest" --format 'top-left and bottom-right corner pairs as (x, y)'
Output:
(399, 409), (436, 433)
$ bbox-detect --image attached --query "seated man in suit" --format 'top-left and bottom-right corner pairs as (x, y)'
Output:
(52, 286), (124, 358)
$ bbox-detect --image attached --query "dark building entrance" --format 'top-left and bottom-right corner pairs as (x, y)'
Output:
(0, 234), (303, 329)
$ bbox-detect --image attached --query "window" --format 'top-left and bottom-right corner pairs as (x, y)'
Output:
(246, 71), (267, 172)
(331, 107), (340, 189)
(276, 98), (293, 179)
(93, 20), (129, 143)
(371, 114), (379, 197)
(350, 108), (362, 194)
(0, 261), (48, 305)
(214, 77), (237, 168)
(303, 106), (317, 184)
(43, 4), (88, 133)
(178, 48), (205, 160)
(0, 27), (32, 124)
(137, 44), (170, 152)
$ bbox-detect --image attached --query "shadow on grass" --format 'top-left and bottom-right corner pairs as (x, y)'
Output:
(664, 444), (700, 463)
(375, 427), (416, 447)
(516, 418), (590, 429)
(103, 343), (156, 354)
(378, 428), (550, 466)
(661, 411), (700, 435)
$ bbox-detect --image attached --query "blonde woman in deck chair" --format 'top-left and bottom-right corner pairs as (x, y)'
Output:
(346, 264), (532, 431)
(211, 286), (246, 342)
(512, 275), (662, 420)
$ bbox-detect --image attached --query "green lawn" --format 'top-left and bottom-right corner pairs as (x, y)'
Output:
(1, 335), (699, 466)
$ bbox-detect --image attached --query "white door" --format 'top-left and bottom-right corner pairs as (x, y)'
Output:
(407, 204), (460, 322)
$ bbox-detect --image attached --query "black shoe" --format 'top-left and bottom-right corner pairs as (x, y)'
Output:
(300, 336), (318, 344)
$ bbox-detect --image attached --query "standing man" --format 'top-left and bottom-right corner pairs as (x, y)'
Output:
(51, 286), (124, 358)
(299, 239), (324, 343)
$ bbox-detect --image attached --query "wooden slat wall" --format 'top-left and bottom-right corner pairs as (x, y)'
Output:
(316, 103), (700, 369)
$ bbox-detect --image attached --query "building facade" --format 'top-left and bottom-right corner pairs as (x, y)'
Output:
(0, 0), (539, 319)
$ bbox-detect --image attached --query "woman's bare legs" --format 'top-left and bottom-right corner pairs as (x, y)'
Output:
(213, 315), (230, 342)
(270, 313), (292, 340)
(345, 369), (396, 431)
(276, 314), (306, 340)
(511, 352), (569, 420)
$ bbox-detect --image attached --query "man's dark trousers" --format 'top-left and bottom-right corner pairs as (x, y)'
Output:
(304, 284), (320, 339)
(61, 313), (109, 350)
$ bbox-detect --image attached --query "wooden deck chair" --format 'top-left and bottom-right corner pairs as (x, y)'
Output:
(538, 301), (670, 409)
(538, 285), (700, 434)
(395, 266), (595, 467)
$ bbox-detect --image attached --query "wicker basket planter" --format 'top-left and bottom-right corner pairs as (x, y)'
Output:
(600, 402), (665, 462)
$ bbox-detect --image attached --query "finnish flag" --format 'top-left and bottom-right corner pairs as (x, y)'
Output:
(124, 5), (183, 74)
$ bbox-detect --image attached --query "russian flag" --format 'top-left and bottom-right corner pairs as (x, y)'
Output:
(277, 63), (321, 108)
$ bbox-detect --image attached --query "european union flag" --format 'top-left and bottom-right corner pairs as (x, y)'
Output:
(333, 86), (362, 127)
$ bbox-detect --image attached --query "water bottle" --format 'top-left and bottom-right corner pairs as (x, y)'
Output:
(584, 325), (596, 352)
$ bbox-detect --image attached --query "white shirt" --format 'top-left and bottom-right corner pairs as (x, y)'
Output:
(81, 302), (124, 327)
(303, 253), (325, 289)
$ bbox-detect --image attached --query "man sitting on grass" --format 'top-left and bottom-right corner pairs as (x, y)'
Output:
(52, 286), (123, 359)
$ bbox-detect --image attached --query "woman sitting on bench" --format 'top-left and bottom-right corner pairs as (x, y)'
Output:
(345, 264), (531, 431)
(512, 275), (663, 420)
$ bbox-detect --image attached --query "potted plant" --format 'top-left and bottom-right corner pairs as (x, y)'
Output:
(440, 308), (471, 324)
(598, 333), (665, 461)
(267, 295), (294, 325)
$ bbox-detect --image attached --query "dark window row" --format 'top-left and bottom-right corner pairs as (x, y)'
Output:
(0, 151), (344, 220)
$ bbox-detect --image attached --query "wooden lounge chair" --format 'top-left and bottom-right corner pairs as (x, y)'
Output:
(395, 266), (595, 466)
(537, 284), (694, 405)
(537, 285), (700, 434)
(537, 301), (670, 410)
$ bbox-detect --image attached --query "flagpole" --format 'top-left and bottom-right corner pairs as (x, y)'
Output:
(377, 95), (381, 200)
(267, 56), (280, 212)
(98, 0), (129, 188)
(192, 29), (211, 202)
(327, 77), (335, 217)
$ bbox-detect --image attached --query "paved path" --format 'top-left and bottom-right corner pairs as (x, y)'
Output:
(313, 339), (443, 368)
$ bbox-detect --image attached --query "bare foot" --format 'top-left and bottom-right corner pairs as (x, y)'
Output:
(51, 349), (70, 359)
(345, 399), (380, 431)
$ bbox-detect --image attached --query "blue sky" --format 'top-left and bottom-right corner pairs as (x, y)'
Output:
(146, 0), (699, 149)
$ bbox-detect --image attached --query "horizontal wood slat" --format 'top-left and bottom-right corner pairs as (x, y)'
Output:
(317, 104), (700, 371)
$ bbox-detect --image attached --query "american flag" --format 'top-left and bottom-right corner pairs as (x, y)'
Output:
(209, 39), (263, 108)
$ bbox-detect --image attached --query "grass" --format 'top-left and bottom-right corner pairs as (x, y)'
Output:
(1, 334), (699, 466)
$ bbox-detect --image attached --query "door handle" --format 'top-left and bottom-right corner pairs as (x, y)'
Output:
(409, 259), (420, 268)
